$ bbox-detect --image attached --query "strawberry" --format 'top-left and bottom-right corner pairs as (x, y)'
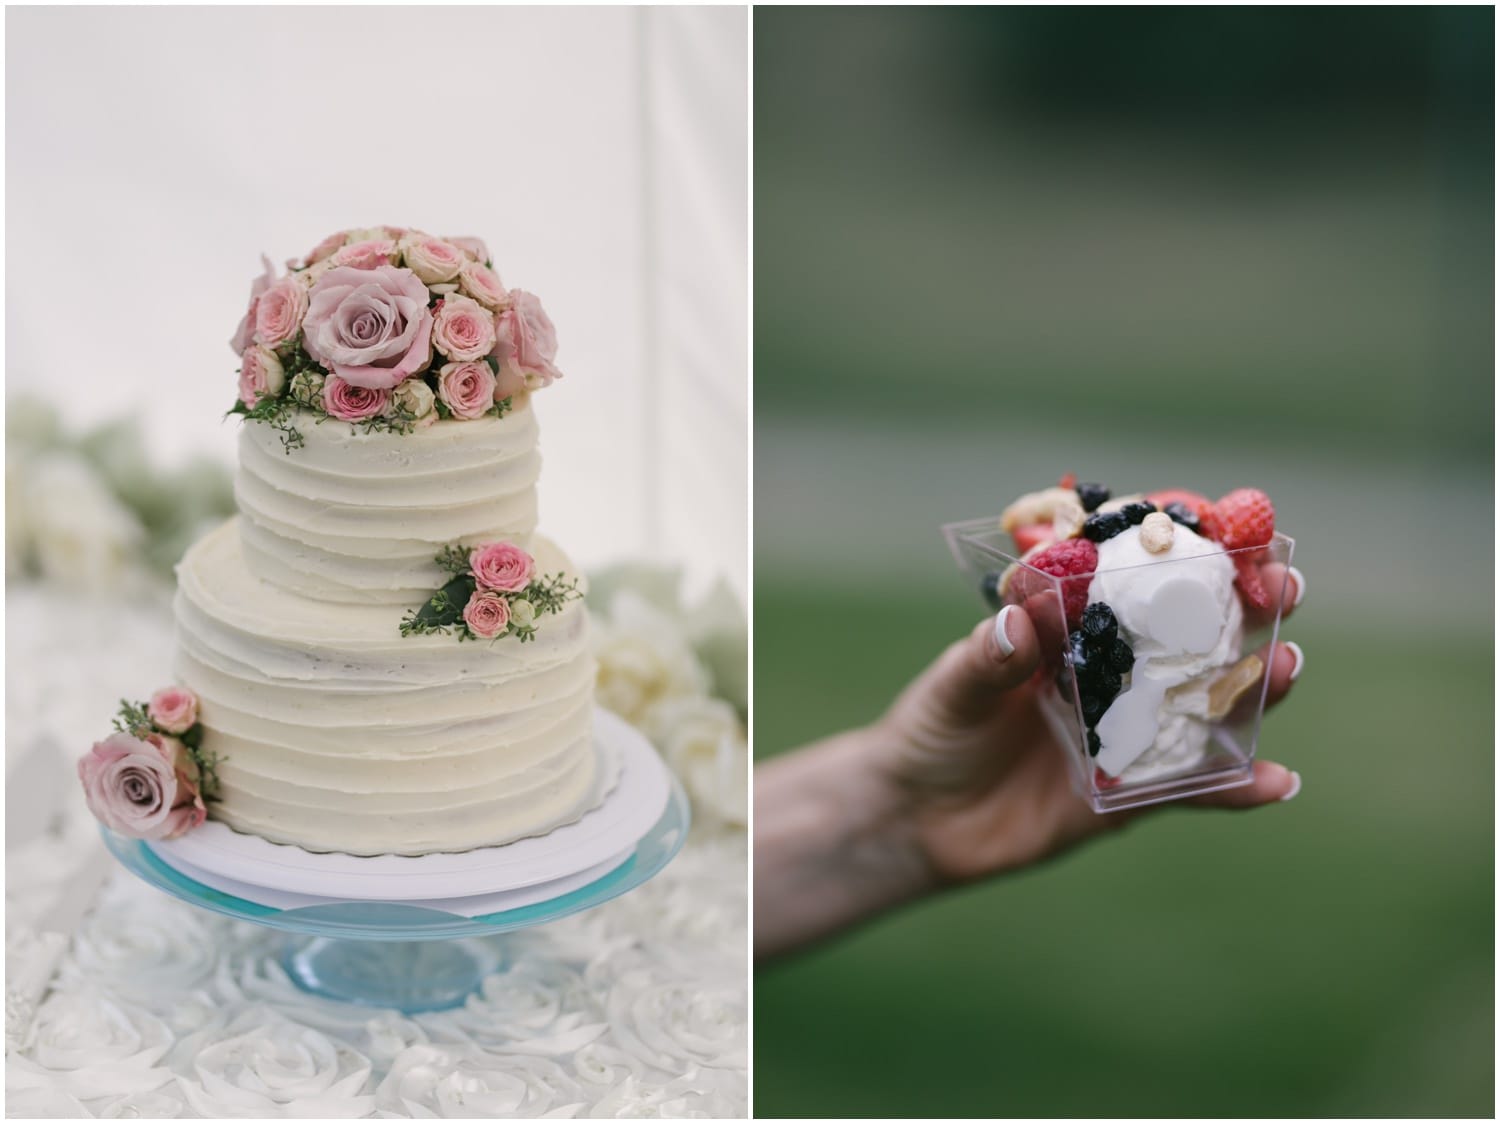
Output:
(1057, 471), (1078, 490)
(1006, 537), (1098, 629)
(1011, 522), (1056, 553)
(1093, 766), (1122, 791)
(1207, 488), (1275, 551)
(1146, 488), (1213, 527)
(1232, 554), (1273, 612)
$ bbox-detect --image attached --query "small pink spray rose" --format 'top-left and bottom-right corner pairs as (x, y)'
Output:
(470, 542), (535, 593)
(147, 686), (199, 735)
(463, 590), (512, 639)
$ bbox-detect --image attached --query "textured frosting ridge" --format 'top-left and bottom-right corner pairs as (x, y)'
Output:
(174, 519), (598, 855)
(236, 405), (542, 605)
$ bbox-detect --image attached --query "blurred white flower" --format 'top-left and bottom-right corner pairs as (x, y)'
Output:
(593, 591), (710, 728)
(10, 990), (174, 1099)
(646, 696), (747, 827)
(16, 452), (143, 592)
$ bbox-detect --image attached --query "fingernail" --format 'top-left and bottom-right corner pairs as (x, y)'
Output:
(993, 606), (1018, 658)
(1286, 641), (1305, 682)
(1280, 770), (1302, 802)
(1288, 566), (1307, 608)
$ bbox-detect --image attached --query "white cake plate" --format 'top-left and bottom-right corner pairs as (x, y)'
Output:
(100, 709), (691, 1012)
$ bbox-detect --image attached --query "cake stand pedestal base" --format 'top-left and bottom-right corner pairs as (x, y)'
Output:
(281, 934), (504, 1013)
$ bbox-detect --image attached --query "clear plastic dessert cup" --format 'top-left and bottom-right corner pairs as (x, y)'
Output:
(943, 515), (1295, 813)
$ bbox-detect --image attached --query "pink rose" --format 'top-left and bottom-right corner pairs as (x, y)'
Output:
(322, 375), (391, 421)
(333, 239), (399, 270)
(493, 290), (562, 388)
(448, 236), (490, 263)
(230, 255), (277, 354)
(238, 345), (285, 408)
(463, 590), (512, 639)
(77, 733), (205, 841)
(436, 361), (496, 420)
(400, 235), (466, 285)
(458, 260), (509, 311)
(302, 265), (434, 389)
(470, 541), (535, 593)
(293, 229), (348, 270)
(432, 294), (496, 362)
(494, 366), (528, 403)
(253, 275), (309, 349)
(148, 686), (199, 734)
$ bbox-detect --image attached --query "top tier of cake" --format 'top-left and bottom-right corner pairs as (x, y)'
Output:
(236, 404), (542, 605)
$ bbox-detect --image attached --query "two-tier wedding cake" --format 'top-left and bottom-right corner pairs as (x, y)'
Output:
(80, 226), (603, 856)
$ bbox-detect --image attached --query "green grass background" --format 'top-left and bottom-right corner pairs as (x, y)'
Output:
(753, 8), (1494, 1117)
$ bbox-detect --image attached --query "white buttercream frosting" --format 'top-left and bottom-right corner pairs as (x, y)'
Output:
(1088, 523), (1243, 781)
(236, 406), (541, 605)
(173, 519), (599, 855)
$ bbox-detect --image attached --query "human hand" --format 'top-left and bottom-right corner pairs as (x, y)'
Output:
(870, 561), (1306, 887)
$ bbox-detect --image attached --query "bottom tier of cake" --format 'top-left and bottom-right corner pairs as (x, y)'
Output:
(172, 518), (600, 856)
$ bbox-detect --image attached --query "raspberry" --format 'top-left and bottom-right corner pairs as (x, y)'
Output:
(1008, 537), (1098, 628)
(1146, 488), (1213, 527)
(1207, 488), (1275, 551)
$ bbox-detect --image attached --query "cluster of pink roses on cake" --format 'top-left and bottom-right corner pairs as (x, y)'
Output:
(232, 226), (563, 428)
(462, 542), (539, 639)
(77, 687), (211, 841)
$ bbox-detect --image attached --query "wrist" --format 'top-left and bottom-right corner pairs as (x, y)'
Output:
(753, 724), (938, 958)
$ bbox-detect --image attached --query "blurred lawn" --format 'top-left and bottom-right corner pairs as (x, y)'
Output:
(753, 582), (1494, 1117)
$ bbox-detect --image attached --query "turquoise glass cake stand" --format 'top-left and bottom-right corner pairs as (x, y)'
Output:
(100, 776), (690, 1013)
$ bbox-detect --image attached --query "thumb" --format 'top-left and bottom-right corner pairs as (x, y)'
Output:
(919, 606), (1042, 727)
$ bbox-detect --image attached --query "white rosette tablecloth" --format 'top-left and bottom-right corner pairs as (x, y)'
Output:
(5, 586), (747, 1119)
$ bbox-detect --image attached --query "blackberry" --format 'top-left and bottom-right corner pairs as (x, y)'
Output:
(1163, 501), (1200, 532)
(1093, 670), (1122, 699)
(1106, 636), (1135, 674)
(1065, 630), (1091, 671)
(1082, 510), (1130, 543)
(1081, 602), (1117, 644)
(1075, 482), (1110, 513)
(980, 571), (1004, 612)
(1080, 692), (1108, 725)
(1118, 500), (1157, 525)
(1087, 729), (1102, 757)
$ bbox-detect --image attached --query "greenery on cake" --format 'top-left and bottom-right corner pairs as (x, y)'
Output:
(400, 540), (582, 644)
(227, 226), (562, 452)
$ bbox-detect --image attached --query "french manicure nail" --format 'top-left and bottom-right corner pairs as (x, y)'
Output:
(1280, 770), (1302, 802)
(993, 605), (1018, 658)
(1288, 566), (1306, 608)
(1286, 641), (1305, 682)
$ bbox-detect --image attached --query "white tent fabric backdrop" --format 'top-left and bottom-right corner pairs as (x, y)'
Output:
(5, 5), (748, 596)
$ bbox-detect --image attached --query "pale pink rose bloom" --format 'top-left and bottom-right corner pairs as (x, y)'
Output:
(448, 236), (490, 263)
(463, 590), (512, 639)
(303, 266), (434, 389)
(436, 361), (497, 420)
(238, 346), (286, 408)
(432, 295), (497, 362)
(494, 366), (528, 403)
(493, 290), (563, 388)
(253, 276), (309, 349)
(148, 686), (199, 735)
(458, 260), (509, 311)
(230, 255), (277, 354)
(400, 236), (466, 285)
(293, 229), (348, 270)
(470, 541), (535, 593)
(333, 239), (399, 270)
(77, 732), (206, 841)
(322, 375), (391, 421)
